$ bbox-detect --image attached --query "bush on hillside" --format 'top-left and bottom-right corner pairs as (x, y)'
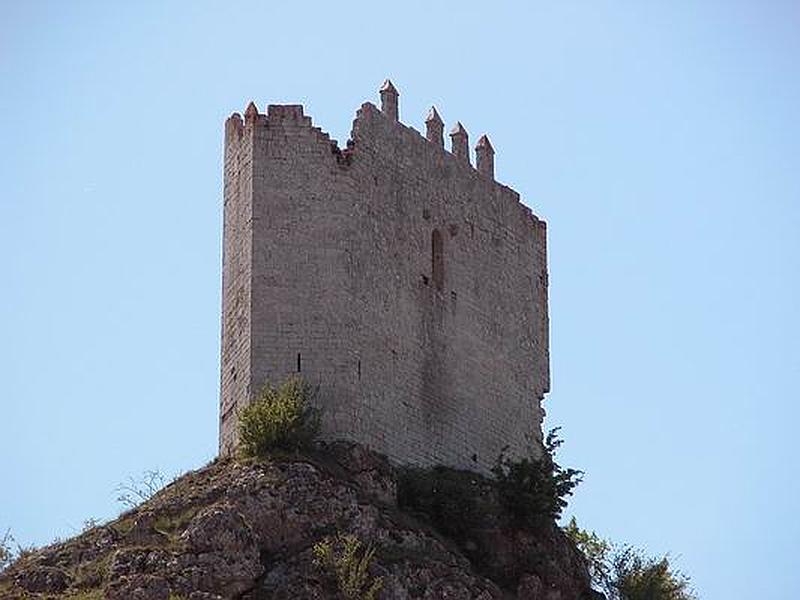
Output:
(313, 533), (383, 600)
(612, 547), (695, 600)
(237, 376), (319, 457)
(492, 428), (583, 528)
(565, 519), (696, 600)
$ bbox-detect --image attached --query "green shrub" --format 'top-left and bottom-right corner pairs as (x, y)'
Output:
(565, 519), (696, 600)
(313, 533), (383, 600)
(396, 466), (484, 538)
(237, 376), (319, 457)
(492, 428), (583, 528)
(612, 547), (695, 600)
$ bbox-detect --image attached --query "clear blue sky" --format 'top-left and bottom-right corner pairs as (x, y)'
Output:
(1, 2), (798, 597)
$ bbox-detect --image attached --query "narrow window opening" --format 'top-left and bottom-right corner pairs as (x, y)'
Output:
(296, 353), (302, 373)
(432, 229), (444, 291)
(357, 359), (361, 381)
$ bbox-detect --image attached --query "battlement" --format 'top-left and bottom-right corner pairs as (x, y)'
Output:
(219, 80), (550, 474)
(225, 80), (538, 232)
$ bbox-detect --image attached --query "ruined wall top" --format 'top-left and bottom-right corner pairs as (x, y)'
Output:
(225, 79), (538, 226)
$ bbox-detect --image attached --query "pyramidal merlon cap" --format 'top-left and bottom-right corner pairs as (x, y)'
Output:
(380, 79), (398, 95)
(244, 101), (259, 119)
(476, 134), (494, 152)
(450, 121), (468, 136)
(425, 106), (443, 123)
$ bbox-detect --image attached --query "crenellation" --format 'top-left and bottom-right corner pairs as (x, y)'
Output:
(219, 79), (550, 473)
(266, 104), (306, 123)
(425, 107), (444, 147)
(244, 101), (259, 124)
(225, 112), (244, 146)
(475, 134), (495, 179)
(449, 121), (470, 164)
(379, 79), (399, 122)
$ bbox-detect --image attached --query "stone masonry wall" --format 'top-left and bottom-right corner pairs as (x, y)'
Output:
(219, 112), (253, 456)
(219, 86), (550, 473)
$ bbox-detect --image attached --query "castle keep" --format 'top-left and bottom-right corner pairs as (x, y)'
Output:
(219, 81), (550, 473)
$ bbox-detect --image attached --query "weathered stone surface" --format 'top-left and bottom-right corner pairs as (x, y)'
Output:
(126, 511), (169, 547)
(0, 446), (595, 599)
(106, 573), (170, 600)
(325, 441), (398, 505)
(181, 505), (258, 555)
(518, 574), (545, 599)
(13, 565), (71, 594)
(219, 82), (550, 476)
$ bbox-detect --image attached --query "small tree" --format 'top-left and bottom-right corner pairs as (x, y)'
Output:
(612, 547), (695, 600)
(237, 376), (319, 457)
(492, 428), (583, 528)
(565, 519), (696, 600)
(115, 470), (166, 510)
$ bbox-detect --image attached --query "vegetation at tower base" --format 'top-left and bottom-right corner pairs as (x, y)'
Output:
(237, 377), (320, 457)
(395, 428), (581, 539)
(492, 428), (583, 528)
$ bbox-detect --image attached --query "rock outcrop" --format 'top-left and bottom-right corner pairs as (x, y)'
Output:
(0, 444), (598, 599)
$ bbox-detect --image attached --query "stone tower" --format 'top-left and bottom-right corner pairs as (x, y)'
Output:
(219, 81), (550, 473)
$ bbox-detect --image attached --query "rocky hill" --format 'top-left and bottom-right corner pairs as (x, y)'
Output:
(0, 443), (599, 599)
